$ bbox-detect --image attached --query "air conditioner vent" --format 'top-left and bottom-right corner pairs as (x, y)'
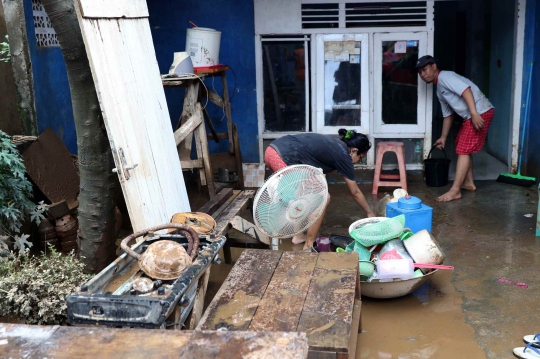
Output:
(302, 3), (340, 29)
(346, 1), (427, 28)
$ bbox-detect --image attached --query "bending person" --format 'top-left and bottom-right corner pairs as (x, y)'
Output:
(265, 129), (375, 250)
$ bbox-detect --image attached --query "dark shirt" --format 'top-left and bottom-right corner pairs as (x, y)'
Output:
(270, 133), (355, 180)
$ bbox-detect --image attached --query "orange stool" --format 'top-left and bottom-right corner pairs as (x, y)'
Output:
(372, 141), (408, 194)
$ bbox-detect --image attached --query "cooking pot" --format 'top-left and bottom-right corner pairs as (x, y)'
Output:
(402, 229), (444, 274)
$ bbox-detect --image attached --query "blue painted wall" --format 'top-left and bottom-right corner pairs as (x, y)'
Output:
(522, 0), (540, 178)
(147, 0), (259, 163)
(486, 0), (515, 165)
(23, 0), (76, 153)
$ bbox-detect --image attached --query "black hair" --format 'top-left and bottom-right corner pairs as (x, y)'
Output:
(338, 129), (371, 153)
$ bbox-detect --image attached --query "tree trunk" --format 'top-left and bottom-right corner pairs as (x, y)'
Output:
(41, 0), (116, 273)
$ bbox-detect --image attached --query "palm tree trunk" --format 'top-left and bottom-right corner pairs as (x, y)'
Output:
(41, 0), (116, 273)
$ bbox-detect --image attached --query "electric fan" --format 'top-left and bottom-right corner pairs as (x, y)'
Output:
(253, 165), (328, 240)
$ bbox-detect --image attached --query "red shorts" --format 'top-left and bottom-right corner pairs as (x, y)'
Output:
(264, 146), (287, 172)
(455, 109), (495, 155)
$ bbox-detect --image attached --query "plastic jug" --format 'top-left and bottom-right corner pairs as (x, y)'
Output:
(376, 258), (414, 282)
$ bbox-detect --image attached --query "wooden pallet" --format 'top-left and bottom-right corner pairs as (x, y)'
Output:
(197, 250), (362, 359)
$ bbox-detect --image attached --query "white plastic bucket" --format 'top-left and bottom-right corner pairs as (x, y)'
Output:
(186, 27), (221, 68)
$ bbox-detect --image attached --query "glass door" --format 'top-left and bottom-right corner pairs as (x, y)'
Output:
(316, 34), (369, 135)
(373, 32), (428, 134)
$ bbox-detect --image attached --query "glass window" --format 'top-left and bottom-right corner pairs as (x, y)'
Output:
(381, 40), (419, 125)
(262, 40), (308, 132)
(323, 41), (362, 127)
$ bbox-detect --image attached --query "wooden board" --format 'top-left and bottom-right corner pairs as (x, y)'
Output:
(214, 190), (255, 236)
(74, 1), (191, 232)
(0, 324), (59, 359)
(196, 249), (282, 331)
(78, 0), (149, 18)
(197, 188), (234, 215)
(249, 252), (317, 332)
(0, 324), (308, 359)
(296, 253), (359, 355)
(31, 326), (192, 358)
(179, 330), (308, 359)
(23, 128), (79, 204)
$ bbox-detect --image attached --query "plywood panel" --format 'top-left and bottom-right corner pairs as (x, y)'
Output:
(75, 1), (190, 232)
(79, 0), (149, 18)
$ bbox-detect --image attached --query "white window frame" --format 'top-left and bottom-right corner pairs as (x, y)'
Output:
(373, 31), (428, 135)
(257, 35), (311, 141)
(315, 33), (369, 135)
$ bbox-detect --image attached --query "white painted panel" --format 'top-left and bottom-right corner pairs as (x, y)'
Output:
(75, 0), (190, 232)
(254, 0), (301, 34)
(79, 0), (149, 19)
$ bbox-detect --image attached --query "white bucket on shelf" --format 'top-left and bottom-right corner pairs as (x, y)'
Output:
(186, 27), (221, 68)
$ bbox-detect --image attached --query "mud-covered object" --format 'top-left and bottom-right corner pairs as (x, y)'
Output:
(140, 240), (192, 280)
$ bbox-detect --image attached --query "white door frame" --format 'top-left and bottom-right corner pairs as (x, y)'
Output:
(315, 33), (370, 135)
(510, 0), (526, 173)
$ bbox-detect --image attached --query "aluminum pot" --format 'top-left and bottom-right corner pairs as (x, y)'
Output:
(402, 229), (444, 273)
(361, 269), (437, 299)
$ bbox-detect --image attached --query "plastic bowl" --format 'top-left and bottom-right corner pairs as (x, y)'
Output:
(361, 269), (437, 299)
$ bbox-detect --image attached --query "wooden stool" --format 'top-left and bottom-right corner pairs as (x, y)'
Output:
(372, 141), (408, 194)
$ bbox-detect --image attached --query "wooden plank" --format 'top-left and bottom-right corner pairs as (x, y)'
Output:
(177, 81), (200, 160)
(195, 113), (215, 196)
(297, 253), (359, 354)
(196, 249), (282, 331)
(174, 111), (203, 146)
(197, 188), (234, 215)
(0, 324), (59, 359)
(201, 88), (225, 108)
(210, 190), (241, 219)
(249, 252), (317, 332)
(74, 3), (191, 232)
(79, 0), (149, 18)
(340, 300), (361, 359)
(230, 216), (270, 245)
(180, 159), (203, 169)
(23, 128), (80, 204)
(221, 72), (234, 154)
(214, 190), (255, 236)
(30, 326), (192, 358)
(179, 331), (308, 359)
(232, 124), (245, 189)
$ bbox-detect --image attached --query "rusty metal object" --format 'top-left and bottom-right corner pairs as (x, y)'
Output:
(120, 223), (200, 280)
(169, 212), (216, 235)
(132, 278), (155, 293)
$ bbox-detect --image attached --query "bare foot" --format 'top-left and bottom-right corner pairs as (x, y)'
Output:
(292, 233), (307, 244)
(436, 190), (462, 202)
(461, 182), (476, 191)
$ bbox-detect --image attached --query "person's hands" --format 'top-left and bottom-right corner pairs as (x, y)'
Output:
(434, 137), (446, 150)
(471, 113), (485, 131)
(367, 211), (376, 218)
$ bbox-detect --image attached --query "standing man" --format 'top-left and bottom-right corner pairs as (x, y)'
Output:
(416, 55), (494, 202)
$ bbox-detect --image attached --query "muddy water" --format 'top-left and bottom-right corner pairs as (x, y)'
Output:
(357, 270), (486, 359)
